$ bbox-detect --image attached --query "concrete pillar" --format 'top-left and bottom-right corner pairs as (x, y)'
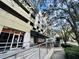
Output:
(0, 25), (3, 34)
(23, 32), (30, 48)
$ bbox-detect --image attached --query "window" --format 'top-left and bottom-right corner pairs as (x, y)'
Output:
(33, 27), (36, 30)
(8, 34), (13, 42)
(0, 32), (9, 42)
(0, 32), (9, 51)
(38, 21), (40, 23)
(38, 30), (40, 32)
(7, 34), (13, 49)
(12, 35), (18, 48)
(30, 22), (34, 26)
(31, 14), (35, 19)
(18, 35), (24, 47)
(41, 29), (43, 32)
(37, 26), (39, 29)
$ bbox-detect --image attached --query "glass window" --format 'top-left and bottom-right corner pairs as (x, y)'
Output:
(6, 34), (13, 49)
(18, 35), (24, 47)
(0, 32), (9, 42)
(8, 34), (13, 42)
(0, 32), (9, 51)
(12, 35), (18, 48)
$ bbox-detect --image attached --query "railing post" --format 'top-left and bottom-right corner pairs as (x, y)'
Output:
(46, 42), (48, 54)
(39, 45), (41, 59)
(15, 54), (17, 59)
(22, 52), (25, 59)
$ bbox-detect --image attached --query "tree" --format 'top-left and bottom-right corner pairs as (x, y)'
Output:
(60, 0), (79, 45)
(61, 24), (71, 44)
(46, 0), (79, 45)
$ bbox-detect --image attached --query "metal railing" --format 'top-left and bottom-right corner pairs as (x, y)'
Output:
(0, 41), (54, 59)
(0, 42), (31, 52)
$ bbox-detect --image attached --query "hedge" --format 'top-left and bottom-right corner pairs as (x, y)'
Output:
(61, 44), (72, 48)
(63, 44), (79, 59)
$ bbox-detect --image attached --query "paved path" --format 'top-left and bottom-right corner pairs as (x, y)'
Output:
(52, 47), (65, 59)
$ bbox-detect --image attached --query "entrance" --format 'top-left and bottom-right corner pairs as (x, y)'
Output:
(10, 34), (20, 49)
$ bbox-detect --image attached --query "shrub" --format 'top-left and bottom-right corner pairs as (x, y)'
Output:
(64, 45), (79, 59)
(61, 44), (72, 48)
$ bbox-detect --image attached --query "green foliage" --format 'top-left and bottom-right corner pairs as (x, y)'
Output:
(61, 44), (72, 48)
(64, 44), (79, 59)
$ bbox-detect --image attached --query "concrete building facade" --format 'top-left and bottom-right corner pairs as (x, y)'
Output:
(0, 0), (35, 51)
(0, 0), (49, 52)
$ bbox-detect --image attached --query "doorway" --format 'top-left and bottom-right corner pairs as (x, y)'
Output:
(10, 34), (20, 49)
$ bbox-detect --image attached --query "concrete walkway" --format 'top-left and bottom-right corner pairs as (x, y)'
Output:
(52, 47), (65, 59)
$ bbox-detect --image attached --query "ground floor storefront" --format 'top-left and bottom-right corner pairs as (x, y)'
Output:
(0, 27), (48, 52)
(0, 26), (25, 52)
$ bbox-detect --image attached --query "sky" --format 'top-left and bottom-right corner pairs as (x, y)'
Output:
(37, 0), (48, 11)
(36, 0), (53, 12)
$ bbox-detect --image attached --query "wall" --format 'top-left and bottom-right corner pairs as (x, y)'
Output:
(0, 8), (31, 32)
(1, 0), (35, 23)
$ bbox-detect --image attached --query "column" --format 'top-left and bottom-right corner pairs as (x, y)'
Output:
(0, 25), (3, 34)
(23, 32), (30, 48)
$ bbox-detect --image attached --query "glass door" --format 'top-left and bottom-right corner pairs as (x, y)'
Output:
(18, 35), (23, 47)
(12, 35), (18, 48)
(10, 34), (20, 49)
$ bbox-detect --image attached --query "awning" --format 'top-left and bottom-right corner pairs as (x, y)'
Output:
(31, 30), (49, 38)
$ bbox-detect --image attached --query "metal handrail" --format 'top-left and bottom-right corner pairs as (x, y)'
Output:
(0, 46), (10, 49)
(0, 42), (30, 49)
(0, 42), (30, 44)
(1, 41), (53, 59)
(0, 41), (52, 49)
(0, 42), (31, 52)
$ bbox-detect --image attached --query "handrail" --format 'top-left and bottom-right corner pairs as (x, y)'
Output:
(0, 41), (53, 59)
(0, 42), (30, 44)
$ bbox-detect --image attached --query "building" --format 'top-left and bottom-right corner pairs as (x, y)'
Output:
(0, 0), (49, 52)
(0, 0), (36, 52)
(31, 11), (49, 44)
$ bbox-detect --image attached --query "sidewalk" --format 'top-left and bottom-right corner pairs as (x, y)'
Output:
(52, 47), (65, 59)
